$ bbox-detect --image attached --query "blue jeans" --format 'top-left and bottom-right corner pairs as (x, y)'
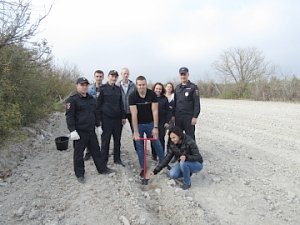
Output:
(136, 122), (164, 169)
(169, 161), (203, 185)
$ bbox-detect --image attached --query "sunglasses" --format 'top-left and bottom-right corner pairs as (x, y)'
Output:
(180, 73), (187, 76)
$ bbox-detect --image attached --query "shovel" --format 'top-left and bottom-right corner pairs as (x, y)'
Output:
(138, 137), (158, 185)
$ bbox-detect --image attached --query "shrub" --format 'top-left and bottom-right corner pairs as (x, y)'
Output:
(0, 45), (76, 141)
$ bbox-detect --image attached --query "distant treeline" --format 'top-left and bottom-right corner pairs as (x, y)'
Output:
(197, 76), (300, 101)
(199, 47), (300, 101)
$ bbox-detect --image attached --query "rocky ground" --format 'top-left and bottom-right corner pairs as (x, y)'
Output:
(0, 99), (299, 225)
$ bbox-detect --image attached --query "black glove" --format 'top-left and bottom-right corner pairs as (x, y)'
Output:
(153, 169), (159, 175)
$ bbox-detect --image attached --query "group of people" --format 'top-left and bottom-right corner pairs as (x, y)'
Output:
(65, 67), (203, 190)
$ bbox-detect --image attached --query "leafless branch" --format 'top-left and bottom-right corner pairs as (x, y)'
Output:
(0, 0), (53, 49)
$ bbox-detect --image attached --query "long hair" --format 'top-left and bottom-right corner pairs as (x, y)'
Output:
(152, 82), (166, 95)
(165, 82), (174, 94)
(168, 126), (184, 140)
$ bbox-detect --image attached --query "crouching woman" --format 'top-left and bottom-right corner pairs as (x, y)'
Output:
(151, 126), (203, 190)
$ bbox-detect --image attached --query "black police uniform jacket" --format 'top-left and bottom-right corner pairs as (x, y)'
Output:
(174, 80), (200, 118)
(96, 83), (126, 123)
(65, 92), (98, 132)
(153, 134), (203, 174)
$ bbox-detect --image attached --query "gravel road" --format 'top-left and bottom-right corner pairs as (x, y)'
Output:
(0, 99), (299, 225)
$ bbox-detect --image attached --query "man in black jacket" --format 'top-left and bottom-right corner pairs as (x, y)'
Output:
(65, 77), (105, 183)
(173, 67), (200, 140)
(96, 70), (126, 168)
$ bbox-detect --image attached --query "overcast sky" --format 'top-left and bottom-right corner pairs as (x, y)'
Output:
(32, 0), (300, 83)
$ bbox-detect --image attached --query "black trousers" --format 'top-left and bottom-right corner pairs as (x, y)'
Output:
(151, 123), (166, 158)
(121, 113), (136, 150)
(101, 116), (122, 166)
(73, 131), (104, 177)
(175, 115), (195, 140)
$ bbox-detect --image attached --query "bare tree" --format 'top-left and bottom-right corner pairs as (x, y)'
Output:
(213, 47), (276, 96)
(0, 0), (52, 49)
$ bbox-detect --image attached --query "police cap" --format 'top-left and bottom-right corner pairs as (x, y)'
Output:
(108, 70), (119, 76)
(76, 77), (90, 84)
(179, 67), (189, 74)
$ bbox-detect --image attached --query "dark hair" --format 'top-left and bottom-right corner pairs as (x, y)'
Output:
(152, 82), (166, 95)
(165, 82), (174, 93)
(94, 70), (104, 76)
(136, 76), (147, 83)
(168, 126), (184, 140)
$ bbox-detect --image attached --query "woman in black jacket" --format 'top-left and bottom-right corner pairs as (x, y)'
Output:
(152, 126), (203, 190)
(151, 82), (169, 160)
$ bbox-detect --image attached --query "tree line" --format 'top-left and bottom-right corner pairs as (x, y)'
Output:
(199, 47), (300, 101)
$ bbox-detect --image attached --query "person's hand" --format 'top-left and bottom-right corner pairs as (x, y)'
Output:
(191, 117), (197, 126)
(179, 155), (186, 162)
(151, 169), (159, 176)
(133, 131), (140, 141)
(152, 127), (159, 139)
(70, 130), (80, 140)
(96, 126), (102, 136)
(122, 119), (126, 125)
(164, 123), (169, 129)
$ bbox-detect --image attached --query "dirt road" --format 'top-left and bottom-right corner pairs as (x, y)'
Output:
(0, 99), (299, 225)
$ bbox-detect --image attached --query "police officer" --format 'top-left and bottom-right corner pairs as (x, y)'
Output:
(96, 70), (126, 168)
(173, 67), (200, 140)
(65, 77), (105, 183)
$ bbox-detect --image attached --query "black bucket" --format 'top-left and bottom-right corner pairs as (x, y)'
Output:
(55, 136), (69, 151)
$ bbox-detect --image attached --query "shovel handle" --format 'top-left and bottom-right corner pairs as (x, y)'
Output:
(138, 138), (158, 141)
(137, 137), (158, 181)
